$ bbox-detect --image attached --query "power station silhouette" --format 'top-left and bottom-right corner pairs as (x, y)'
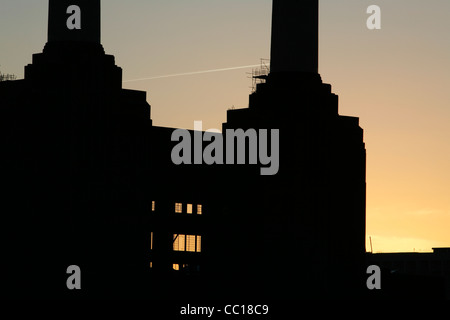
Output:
(0, 0), (446, 300)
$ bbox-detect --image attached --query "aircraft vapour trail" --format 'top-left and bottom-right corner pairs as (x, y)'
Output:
(123, 64), (266, 83)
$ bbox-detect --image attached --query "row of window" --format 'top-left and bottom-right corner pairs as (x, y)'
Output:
(151, 201), (203, 215)
(173, 234), (202, 253)
(149, 232), (202, 253)
(150, 263), (199, 272)
(149, 263), (200, 272)
(175, 203), (202, 215)
(173, 264), (183, 271)
(173, 264), (200, 272)
(149, 233), (201, 270)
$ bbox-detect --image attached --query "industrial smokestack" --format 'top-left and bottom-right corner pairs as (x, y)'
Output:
(48, 0), (101, 44)
(270, 0), (319, 74)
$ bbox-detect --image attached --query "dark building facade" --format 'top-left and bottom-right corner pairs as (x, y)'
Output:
(1, 0), (369, 299)
(216, 0), (367, 299)
(368, 248), (450, 299)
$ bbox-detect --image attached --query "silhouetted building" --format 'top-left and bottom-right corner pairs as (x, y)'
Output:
(1, 0), (152, 298)
(218, 0), (366, 299)
(4, 0), (434, 300)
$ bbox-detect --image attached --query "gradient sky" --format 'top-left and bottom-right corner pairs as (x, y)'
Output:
(1, 0), (449, 253)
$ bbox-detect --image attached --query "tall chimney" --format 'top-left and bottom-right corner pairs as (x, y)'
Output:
(48, 0), (101, 44)
(270, 0), (319, 74)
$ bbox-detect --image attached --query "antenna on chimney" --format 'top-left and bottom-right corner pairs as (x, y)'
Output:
(249, 58), (270, 92)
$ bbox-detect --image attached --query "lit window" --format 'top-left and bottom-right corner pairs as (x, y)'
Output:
(196, 236), (202, 253)
(173, 264), (179, 271)
(152, 201), (156, 211)
(173, 234), (202, 253)
(150, 232), (154, 250)
(186, 235), (196, 252)
(175, 203), (182, 213)
(149, 262), (153, 269)
(173, 234), (185, 251)
(187, 204), (193, 214)
(197, 204), (202, 215)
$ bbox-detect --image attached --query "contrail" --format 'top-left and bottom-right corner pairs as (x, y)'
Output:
(123, 64), (266, 83)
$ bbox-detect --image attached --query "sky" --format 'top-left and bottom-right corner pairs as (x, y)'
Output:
(1, 0), (449, 253)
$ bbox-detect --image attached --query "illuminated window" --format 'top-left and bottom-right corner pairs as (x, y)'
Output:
(197, 204), (202, 215)
(152, 201), (156, 211)
(150, 232), (154, 250)
(186, 235), (196, 252)
(196, 236), (202, 253)
(149, 262), (153, 269)
(173, 234), (185, 251)
(187, 204), (193, 214)
(173, 234), (202, 253)
(175, 203), (182, 213)
(173, 264), (180, 271)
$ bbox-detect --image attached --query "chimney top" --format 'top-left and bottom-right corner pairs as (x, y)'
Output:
(48, 0), (101, 44)
(270, 0), (319, 74)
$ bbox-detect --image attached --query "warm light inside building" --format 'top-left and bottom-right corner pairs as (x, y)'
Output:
(150, 232), (153, 250)
(174, 234), (185, 251)
(173, 234), (202, 252)
(186, 235), (196, 252)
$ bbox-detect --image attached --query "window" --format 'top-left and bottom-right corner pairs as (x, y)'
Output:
(173, 264), (190, 271)
(173, 234), (185, 251)
(175, 203), (182, 213)
(149, 262), (153, 269)
(150, 232), (154, 250)
(187, 204), (193, 214)
(173, 234), (201, 253)
(197, 204), (202, 215)
(186, 235), (196, 252)
(152, 201), (156, 212)
(196, 236), (202, 253)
